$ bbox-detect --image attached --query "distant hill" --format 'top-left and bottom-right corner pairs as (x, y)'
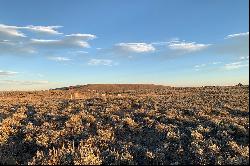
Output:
(52, 84), (170, 91)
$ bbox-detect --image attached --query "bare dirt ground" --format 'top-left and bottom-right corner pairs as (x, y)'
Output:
(0, 84), (249, 165)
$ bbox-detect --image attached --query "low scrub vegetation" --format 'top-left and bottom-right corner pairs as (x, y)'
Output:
(0, 85), (249, 165)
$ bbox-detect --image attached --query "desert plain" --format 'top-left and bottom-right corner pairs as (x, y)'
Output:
(0, 84), (249, 165)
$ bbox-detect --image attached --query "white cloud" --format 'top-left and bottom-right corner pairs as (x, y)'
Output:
(0, 79), (49, 85)
(30, 38), (89, 48)
(211, 61), (222, 65)
(223, 61), (249, 70)
(225, 32), (249, 39)
(193, 60), (248, 72)
(31, 38), (82, 48)
(65, 34), (96, 40)
(151, 41), (170, 46)
(151, 38), (180, 46)
(23, 25), (63, 35)
(194, 64), (206, 68)
(0, 24), (63, 39)
(48, 56), (71, 62)
(115, 43), (155, 53)
(0, 24), (96, 56)
(0, 40), (36, 55)
(31, 39), (59, 43)
(88, 59), (117, 66)
(194, 64), (207, 71)
(239, 56), (246, 60)
(194, 62), (222, 71)
(72, 51), (88, 54)
(111, 39), (210, 59)
(239, 56), (249, 60)
(150, 38), (212, 58)
(30, 34), (96, 49)
(0, 70), (18, 76)
(194, 65), (199, 68)
(0, 24), (26, 39)
(211, 32), (249, 57)
(168, 40), (211, 52)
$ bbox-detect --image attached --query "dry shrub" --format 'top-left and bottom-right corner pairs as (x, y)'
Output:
(124, 117), (138, 128)
(28, 139), (102, 165)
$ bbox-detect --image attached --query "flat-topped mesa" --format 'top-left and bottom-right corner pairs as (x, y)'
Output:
(84, 84), (168, 90)
(52, 84), (170, 92)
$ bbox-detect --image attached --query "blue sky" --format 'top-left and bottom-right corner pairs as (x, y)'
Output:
(0, 0), (249, 90)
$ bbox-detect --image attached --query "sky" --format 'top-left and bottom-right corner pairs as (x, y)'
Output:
(0, 0), (249, 90)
